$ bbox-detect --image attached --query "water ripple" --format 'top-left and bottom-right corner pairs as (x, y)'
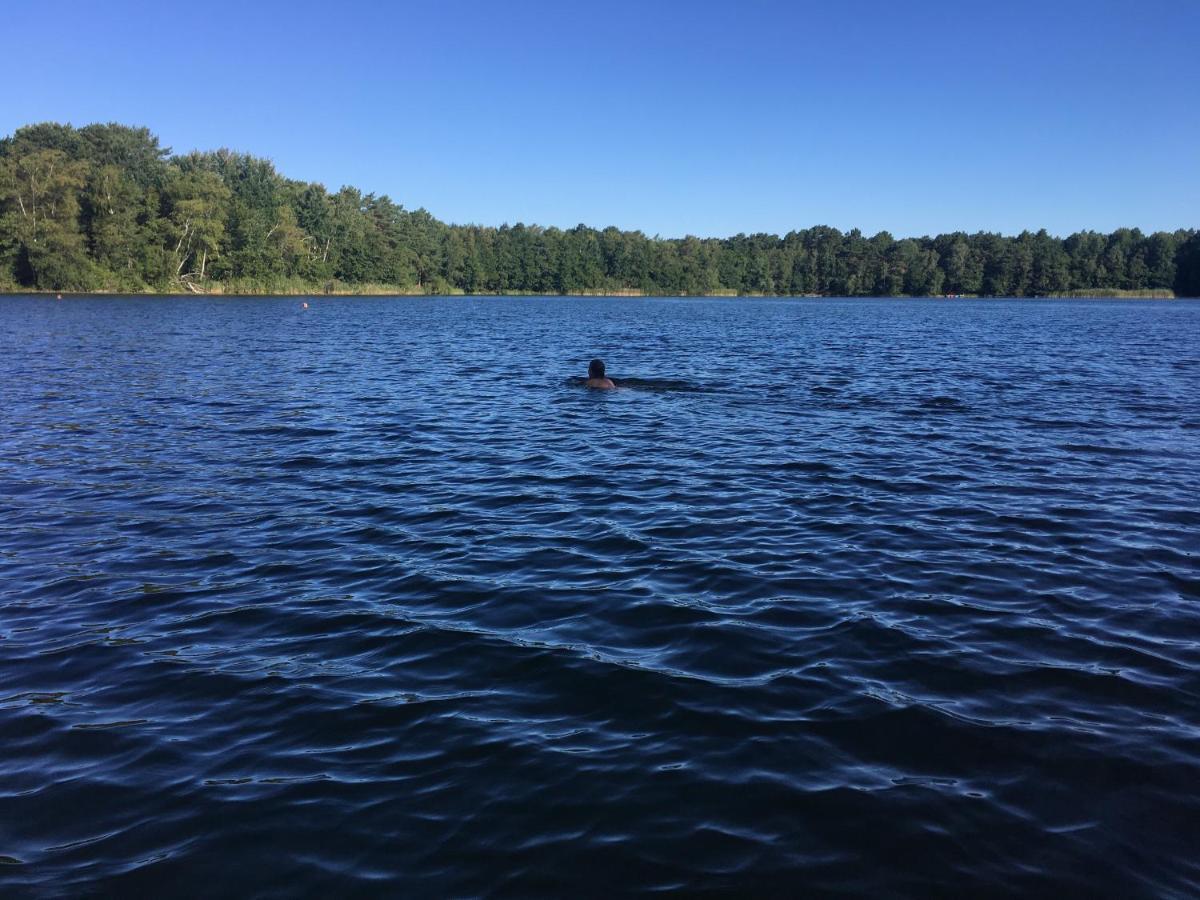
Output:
(1, 296), (1199, 896)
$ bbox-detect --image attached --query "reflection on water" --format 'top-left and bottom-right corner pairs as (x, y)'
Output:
(1, 295), (1199, 895)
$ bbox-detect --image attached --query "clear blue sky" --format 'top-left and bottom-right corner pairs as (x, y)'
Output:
(3, 0), (1197, 238)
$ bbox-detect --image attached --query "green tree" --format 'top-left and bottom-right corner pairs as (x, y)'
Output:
(938, 233), (983, 294)
(84, 163), (155, 287)
(164, 168), (231, 285)
(1145, 232), (1177, 288)
(1174, 232), (1200, 297)
(1, 120), (1196, 298)
(0, 148), (94, 288)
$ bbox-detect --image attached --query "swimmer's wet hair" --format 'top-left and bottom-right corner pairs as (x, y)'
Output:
(588, 359), (605, 378)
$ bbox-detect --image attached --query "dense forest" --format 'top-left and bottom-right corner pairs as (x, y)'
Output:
(2, 122), (1197, 297)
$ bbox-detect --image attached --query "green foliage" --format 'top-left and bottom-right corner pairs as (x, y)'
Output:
(1175, 233), (1200, 298)
(0, 147), (94, 289)
(0, 121), (1194, 297)
(163, 167), (231, 283)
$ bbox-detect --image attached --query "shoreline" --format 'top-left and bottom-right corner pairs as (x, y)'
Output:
(0, 289), (1181, 300)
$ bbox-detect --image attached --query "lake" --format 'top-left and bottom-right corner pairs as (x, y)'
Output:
(2, 295), (1198, 896)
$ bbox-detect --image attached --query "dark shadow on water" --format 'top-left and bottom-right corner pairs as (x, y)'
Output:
(563, 376), (714, 393)
(917, 395), (971, 412)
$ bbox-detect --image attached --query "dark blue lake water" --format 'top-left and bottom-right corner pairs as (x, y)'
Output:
(2, 295), (1199, 896)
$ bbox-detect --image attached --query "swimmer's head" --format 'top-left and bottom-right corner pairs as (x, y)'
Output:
(588, 358), (606, 379)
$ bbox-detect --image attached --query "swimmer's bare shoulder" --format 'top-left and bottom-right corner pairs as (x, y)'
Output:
(585, 377), (616, 389)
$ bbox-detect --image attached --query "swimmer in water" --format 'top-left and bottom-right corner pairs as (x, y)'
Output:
(585, 358), (616, 389)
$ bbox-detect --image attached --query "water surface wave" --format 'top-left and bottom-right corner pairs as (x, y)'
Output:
(2, 296), (1199, 896)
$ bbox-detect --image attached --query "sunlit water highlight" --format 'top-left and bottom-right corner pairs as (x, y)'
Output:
(2, 295), (1199, 896)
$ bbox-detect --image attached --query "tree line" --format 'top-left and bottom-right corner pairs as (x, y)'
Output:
(2, 122), (1197, 297)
